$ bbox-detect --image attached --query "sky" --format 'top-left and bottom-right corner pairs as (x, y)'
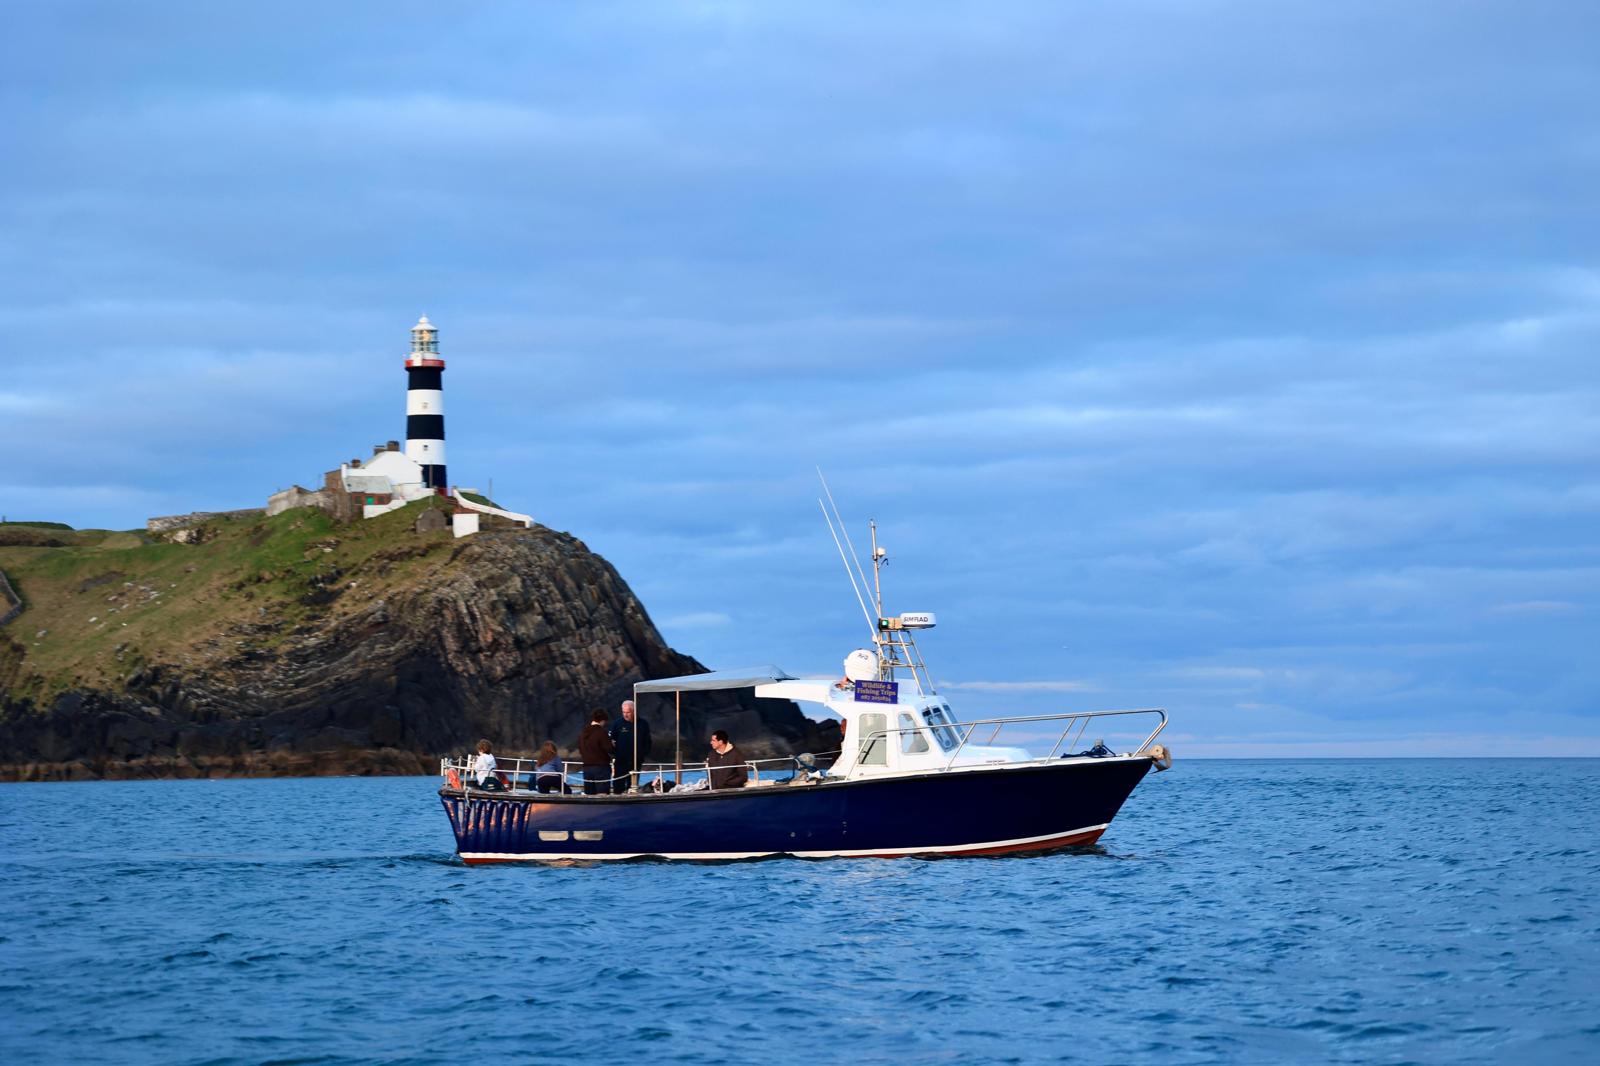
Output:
(3, 1), (1597, 755)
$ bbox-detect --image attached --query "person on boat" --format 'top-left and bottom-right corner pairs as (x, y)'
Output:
(608, 699), (653, 793)
(534, 740), (564, 794)
(706, 730), (748, 790)
(579, 710), (616, 795)
(473, 739), (503, 791)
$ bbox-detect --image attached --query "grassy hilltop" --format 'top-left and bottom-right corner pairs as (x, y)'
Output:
(0, 499), (458, 707)
(0, 501), (822, 780)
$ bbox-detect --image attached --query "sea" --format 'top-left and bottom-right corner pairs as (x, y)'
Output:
(2, 759), (1597, 1065)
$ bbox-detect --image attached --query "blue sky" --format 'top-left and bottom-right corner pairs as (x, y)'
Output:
(4, 1), (1597, 754)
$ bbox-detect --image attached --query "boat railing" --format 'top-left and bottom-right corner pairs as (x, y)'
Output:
(633, 756), (816, 792)
(440, 754), (544, 791)
(439, 753), (818, 794)
(437, 707), (1163, 790)
(853, 707), (1168, 771)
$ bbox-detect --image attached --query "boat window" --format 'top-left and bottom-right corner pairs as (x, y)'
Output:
(923, 704), (962, 752)
(898, 712), (930, 754)
(858, 712), (888, 766)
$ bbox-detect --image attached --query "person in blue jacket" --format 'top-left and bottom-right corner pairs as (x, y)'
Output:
(608, 699), (653, 793)
(533, 740), (564, 793)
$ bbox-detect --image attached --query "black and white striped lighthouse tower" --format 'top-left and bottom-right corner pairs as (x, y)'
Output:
(404, 315), (448, 492)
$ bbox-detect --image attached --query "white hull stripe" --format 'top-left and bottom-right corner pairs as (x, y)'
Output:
(459, 824), (1109, 863)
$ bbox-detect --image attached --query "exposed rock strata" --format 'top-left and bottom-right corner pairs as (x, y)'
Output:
(0, 525), (823, 781)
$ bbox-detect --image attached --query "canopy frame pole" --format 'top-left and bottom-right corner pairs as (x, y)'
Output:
(629, 681), (638, 795)
(674, 690), (682, 786)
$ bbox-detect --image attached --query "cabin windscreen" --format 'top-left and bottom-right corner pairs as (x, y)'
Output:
(923, 704), (962, 752)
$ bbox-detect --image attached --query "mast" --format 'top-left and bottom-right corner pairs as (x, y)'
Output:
(871, 520), (887, 680)
(820, 489), (937, 694)
(867, 522), (936, 695)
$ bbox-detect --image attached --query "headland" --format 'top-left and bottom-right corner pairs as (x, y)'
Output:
(0, 506), (823, 781)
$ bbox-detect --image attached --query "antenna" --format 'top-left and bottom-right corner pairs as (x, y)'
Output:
(818, 469), (873, 600)
(871, 520), (885, 621)
(820, 500), (877, 640)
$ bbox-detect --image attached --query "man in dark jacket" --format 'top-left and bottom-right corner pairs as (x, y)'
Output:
(706, 730), (748, 790)
(608, 699), (652, 793)
(578, 709), (615, 795)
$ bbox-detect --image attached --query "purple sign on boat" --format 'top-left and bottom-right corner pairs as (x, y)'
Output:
(853, 679), (899, 704)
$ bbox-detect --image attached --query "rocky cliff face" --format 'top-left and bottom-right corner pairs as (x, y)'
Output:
(0, 511), (826, 780)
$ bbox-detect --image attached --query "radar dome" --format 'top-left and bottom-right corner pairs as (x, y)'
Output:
(843, 648), (877, 682)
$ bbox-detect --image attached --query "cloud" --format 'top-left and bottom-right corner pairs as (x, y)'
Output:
(661, 611), (733, 629)
(1172, 734), (1600, 759)
(0, 391), (52, 413)
(1167, 667), (1268, 682)
(5, 1), (1599, 751)
(1490, 600), (1582, 615)
(939, 680), (1098, 693)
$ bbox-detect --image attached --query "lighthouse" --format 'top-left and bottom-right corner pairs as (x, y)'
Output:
(261, 312), (537, 536)
(404, 315), (448, 492)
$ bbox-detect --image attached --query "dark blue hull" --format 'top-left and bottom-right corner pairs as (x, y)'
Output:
(440, 757), (1155, 862)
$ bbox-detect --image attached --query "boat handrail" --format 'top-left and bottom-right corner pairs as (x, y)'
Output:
(851, 707), (1168, 771)
(439, 753), (812, 794)
(438, 707), (1165, 789)
(439, 754), (588, 792)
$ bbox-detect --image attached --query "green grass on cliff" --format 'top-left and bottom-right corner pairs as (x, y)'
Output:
(0, 498), (460, 703)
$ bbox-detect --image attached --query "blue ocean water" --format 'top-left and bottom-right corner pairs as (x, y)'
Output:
(2, 759), (1597, 1065)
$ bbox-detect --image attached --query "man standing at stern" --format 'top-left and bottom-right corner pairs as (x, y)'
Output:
(609, 699), (653, 793)
(579, 710), (616, 795)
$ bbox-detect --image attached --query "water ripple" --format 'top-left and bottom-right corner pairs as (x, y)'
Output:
(2, 761), (1598, 1063)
